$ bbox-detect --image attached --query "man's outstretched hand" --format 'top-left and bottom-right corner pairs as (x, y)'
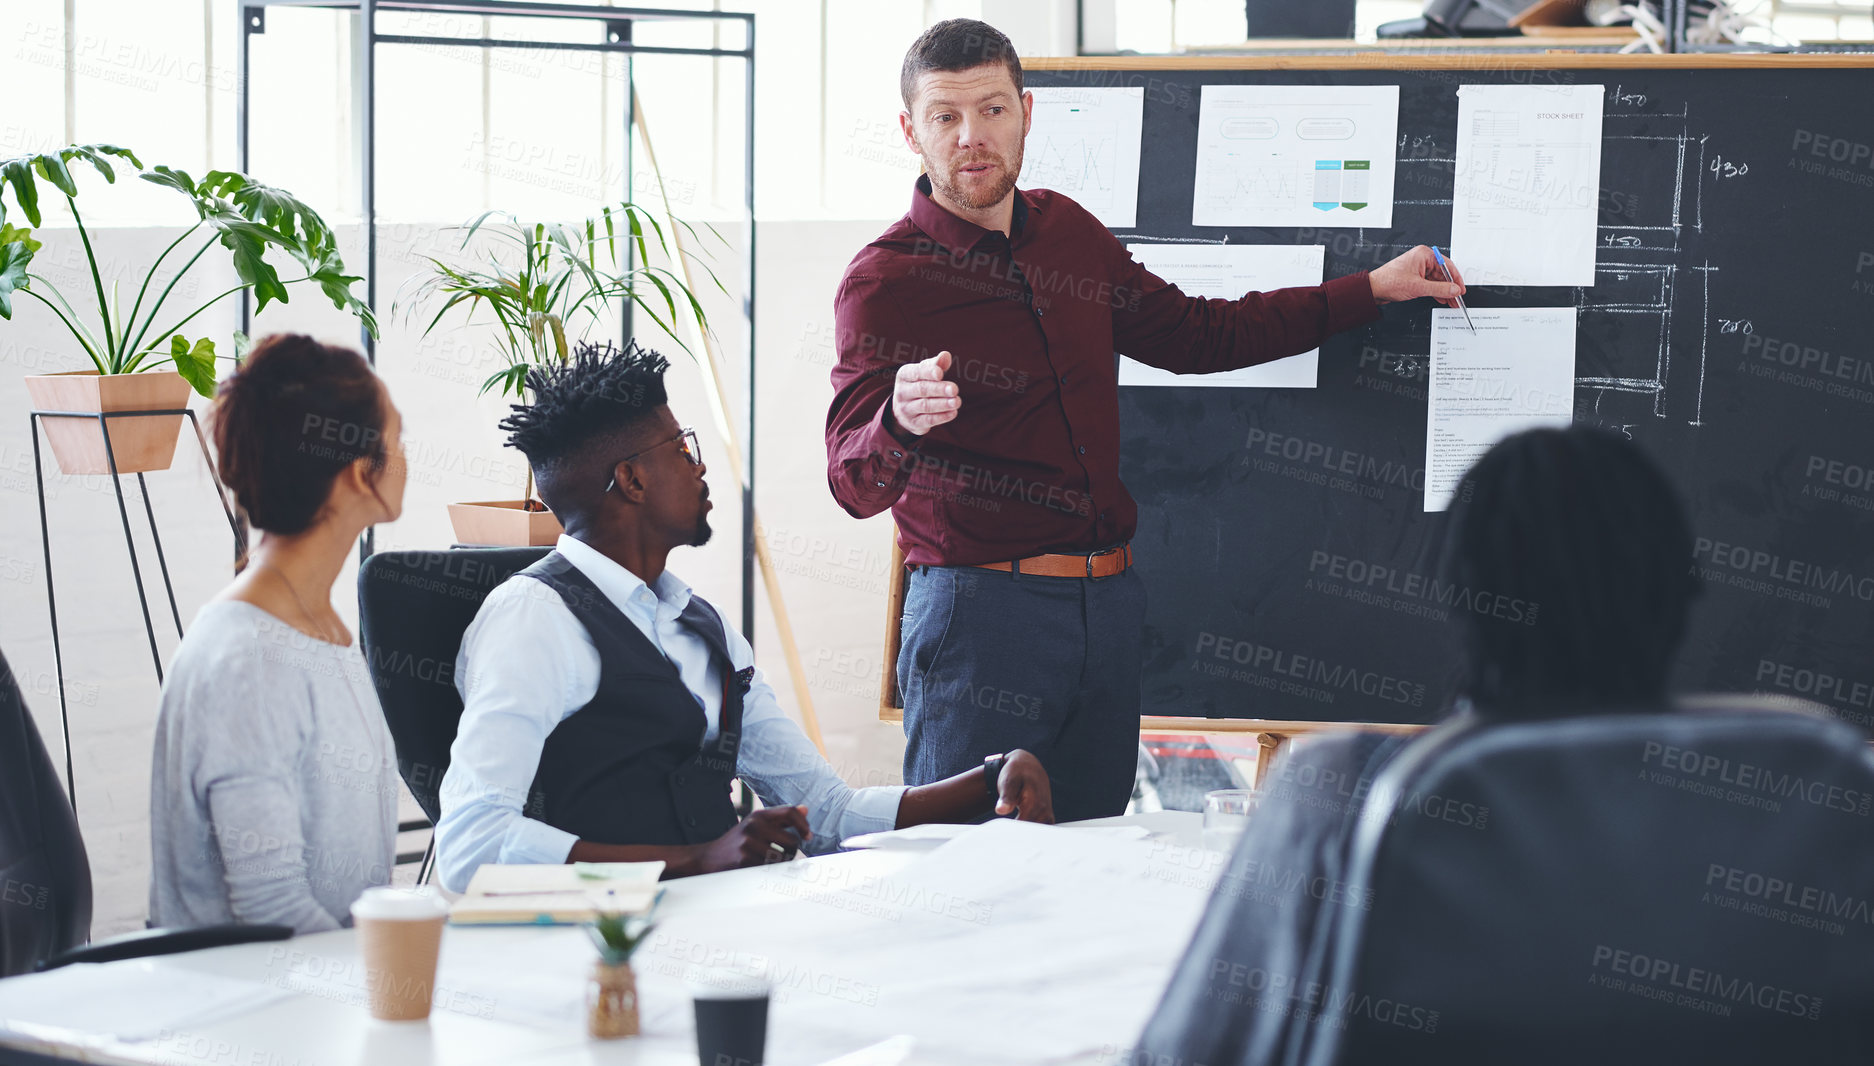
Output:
(892, 350), (961, 436)
(1370, 245), (1467, 307)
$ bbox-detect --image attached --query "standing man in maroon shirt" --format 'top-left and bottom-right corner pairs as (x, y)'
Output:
(826, 19), (1467, 821)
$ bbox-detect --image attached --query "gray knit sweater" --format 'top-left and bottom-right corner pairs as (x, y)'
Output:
(149, 601), (398, 933)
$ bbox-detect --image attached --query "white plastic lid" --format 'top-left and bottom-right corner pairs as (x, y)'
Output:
(688, 968), (770, 1000)
(349, 886), (449, 921)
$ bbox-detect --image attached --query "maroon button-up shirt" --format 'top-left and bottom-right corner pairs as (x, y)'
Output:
(827, 176), (1382, 568)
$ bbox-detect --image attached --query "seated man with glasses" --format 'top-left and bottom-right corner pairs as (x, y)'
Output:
(435, 341), (1055, 892)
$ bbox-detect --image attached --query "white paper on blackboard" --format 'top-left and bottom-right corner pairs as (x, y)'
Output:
(1192, 85), (1399, 229)
(1121, 243), (1326, 388)
(1425, 306), (1577, 511)
(1020, 87), (1145, 228)
(1451, 83), (1605, 286)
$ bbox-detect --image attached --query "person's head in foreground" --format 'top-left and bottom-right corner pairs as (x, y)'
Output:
(1442, 425), (1699, 720)
(500, 339), (709, 560)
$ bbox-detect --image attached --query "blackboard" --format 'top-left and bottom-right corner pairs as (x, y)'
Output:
(1020, 56), (1874, 727)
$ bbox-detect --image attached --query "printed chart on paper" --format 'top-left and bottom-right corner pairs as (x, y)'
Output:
(1193, 85), (1399, 229)
(1019, 87), (1145, 228)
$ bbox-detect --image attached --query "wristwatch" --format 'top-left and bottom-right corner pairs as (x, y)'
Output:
(982, 752), (1007, 800)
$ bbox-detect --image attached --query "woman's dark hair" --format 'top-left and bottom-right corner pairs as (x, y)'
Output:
(212, 333), (387, 537)
(1442, 426), (1700, 718)
(901, 19), (1023, 109)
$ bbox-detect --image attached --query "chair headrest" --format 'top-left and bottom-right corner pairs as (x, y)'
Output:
(355, 547), (552, 821)
(1312, 709), (1874, 1063)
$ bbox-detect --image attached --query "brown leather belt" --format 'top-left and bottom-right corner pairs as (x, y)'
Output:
(973, 544), (1133, 579)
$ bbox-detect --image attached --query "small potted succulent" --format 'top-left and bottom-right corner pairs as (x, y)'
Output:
(396, 202), (719, 546)
(0, 144), (373, 475)
(584, 904), (656, 1039)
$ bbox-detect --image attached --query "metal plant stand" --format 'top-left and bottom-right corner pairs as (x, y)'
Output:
(28, 407), (243, 813)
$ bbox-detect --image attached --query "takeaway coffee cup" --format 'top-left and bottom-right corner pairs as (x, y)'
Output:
(350, 886), (450, 1021)
(692, 973), (770, 1066)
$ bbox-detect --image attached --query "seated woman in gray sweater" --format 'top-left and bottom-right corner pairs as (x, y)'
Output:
(150, 334), (407, 933)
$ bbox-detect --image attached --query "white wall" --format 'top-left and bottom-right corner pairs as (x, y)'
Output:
(0, 215), (905, 936)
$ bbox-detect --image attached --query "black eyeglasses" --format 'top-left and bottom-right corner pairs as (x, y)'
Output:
(606, 427), (701, 493)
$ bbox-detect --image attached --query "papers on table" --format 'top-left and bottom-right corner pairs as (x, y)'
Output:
(451, 860), (663, 924)
(1425, 306), (1577, 511)
(0, 959), (289, 1044)
(842, 821), (1153, 851)
(1193, 85), (1399, 229)
(1019, 86), (1144, 228)
(640, 819), (1220, 1066)
(1451, 84), (1605, 286)
(1120, 243), (1327, 388)
(840, 823), (974, 851)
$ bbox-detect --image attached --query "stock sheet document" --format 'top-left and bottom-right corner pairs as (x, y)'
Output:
(1119, 243), (1327, 388)
(1193, 85), (1399, 229)
(1425, 307), (1578, 511)
(1019, 86), (1145, 228)
(1450, 83), (1606, 286)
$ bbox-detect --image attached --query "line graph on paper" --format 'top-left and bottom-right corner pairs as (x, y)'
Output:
(1020, 87), (1144, 227)
(1199, 156), (1309, 212)
(1024, 126), (1118, 196)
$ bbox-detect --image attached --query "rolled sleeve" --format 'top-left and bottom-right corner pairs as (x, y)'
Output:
(728, 639), (907, 852)
(1318, 271), (1382, 335)
(435, 580), (592, 892)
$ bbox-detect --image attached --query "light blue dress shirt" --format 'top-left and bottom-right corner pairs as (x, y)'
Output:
(435, 534), (906, 892)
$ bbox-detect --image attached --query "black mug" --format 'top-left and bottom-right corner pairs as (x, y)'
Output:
(693, 984), (769, 1066)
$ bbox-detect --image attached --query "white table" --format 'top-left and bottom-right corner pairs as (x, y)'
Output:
(0, 812), (1215, 1066)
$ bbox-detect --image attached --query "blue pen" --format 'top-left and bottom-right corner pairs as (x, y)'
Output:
(1431, 246), (1474, 334)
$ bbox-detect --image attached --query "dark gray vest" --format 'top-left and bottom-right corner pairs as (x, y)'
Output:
(521, 552), (744, 847)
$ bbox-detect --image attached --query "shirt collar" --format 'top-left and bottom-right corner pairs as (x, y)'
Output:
(555, 533), (693, 618)
(909, 173), (1037, 256)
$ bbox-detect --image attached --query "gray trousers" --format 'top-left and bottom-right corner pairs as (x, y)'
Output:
(898, 564), (1146, 823)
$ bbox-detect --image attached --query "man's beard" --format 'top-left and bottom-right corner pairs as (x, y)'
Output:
(927, 145), (1022, 211)
(688, 513), (713, 547)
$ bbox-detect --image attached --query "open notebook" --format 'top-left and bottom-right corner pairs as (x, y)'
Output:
(450, 861), (664, 925)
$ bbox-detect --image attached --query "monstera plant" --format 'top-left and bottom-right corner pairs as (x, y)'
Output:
(0, 143), (374, 474)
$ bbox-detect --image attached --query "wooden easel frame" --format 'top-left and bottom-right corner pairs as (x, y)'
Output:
(874, 50), (1874, 783)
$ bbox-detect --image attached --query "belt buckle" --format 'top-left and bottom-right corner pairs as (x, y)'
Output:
(1085, 545), (1119, 580)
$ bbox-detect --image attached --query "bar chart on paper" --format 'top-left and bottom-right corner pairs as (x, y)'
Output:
(1193, 85), (1399, 228)
(1020, 87), (1144, 228)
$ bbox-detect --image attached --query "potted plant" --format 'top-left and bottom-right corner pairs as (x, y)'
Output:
(584, 904), (655, 1039)
(0, 144), (374, 475)
(396, 202), (719, 546)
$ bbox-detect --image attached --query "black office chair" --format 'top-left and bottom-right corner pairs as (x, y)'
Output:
(1139, 707), (1874, 1065)
(0, 646), (291, 975)
(356, 547), (552, 883)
